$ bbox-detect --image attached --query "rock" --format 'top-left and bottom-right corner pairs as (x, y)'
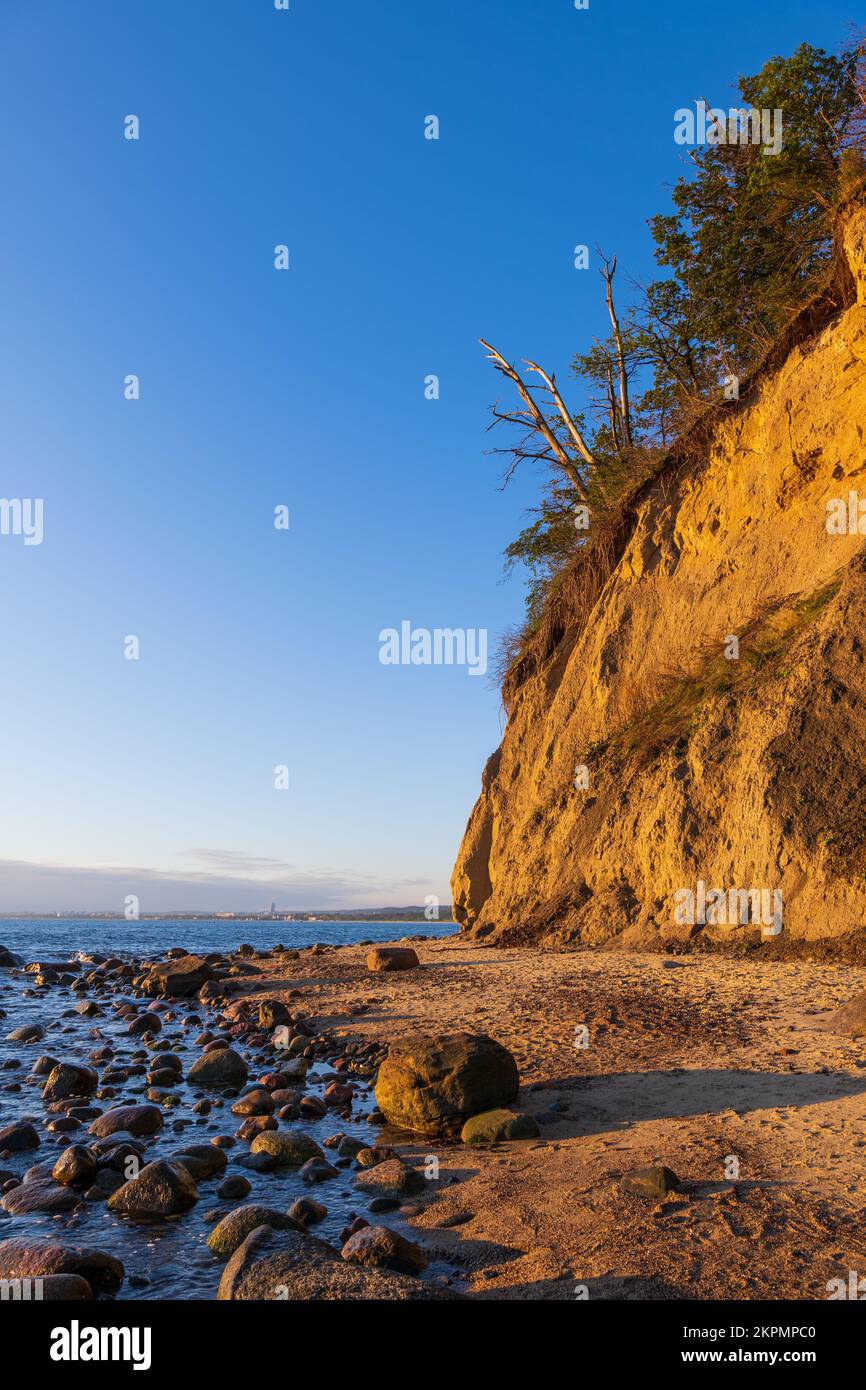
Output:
(171, 1145), (228, 1181)
(249, 1130), (324, 1167)
(341, 1224), (428, 1275)
(2, 1179), (81, 1214)
(323, 1082), (355, 1107)
(39, 1274), (94, 1300)
(289, 1197), (326, 1226)
(460, 1108), (540, 1144)
(217, 1175), (251, 1201)
(827, 989), (866, 1037)
(366, 946), (419, 973)
(89, 1105), (163, 1139)
(375, 1032), (519, 1135)
(257, 1000), (291, 1029)
(217, 1224), (457, 1300)
(620, 1166), (682, 1200)
(237, 1151), (277, 1174)
(32, 1056), (59, 1076)
(188, 1049), (248, 1088)
(128, 1012), (162, 1036)
(236, 1116), (277, 1141)
(0, 1120), (40, 1153)
(5, 1024), (43, 1043)
(141, 955), (215, 998)
(231, 1087), (275, 1117)
(108, 1159), (199, 1218)
(0, 1238), (124, 1293)
(207, 1204), (299, 1256)
(42, 1063), (98, 1102)
(53, 1146), (98, 1187)
(300, 1157), (339, 1183)
(0, 946), (23, 967)
(84, 1169), (125, 1202)
(355, 1159), (426, 1198)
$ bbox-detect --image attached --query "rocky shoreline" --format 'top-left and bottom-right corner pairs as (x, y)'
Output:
(2, 934), (866, 1301)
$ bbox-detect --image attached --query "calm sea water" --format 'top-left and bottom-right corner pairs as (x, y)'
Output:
(0, 915), (460, 1299)
(0, 916), (459, 961)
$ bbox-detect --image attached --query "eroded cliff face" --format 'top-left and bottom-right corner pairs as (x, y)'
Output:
(452, 193), (866, 949)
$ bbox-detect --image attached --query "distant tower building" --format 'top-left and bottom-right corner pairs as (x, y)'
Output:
(270, 901), (276, 917)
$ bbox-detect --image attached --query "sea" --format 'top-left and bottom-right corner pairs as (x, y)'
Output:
(0, 916), (459, 961)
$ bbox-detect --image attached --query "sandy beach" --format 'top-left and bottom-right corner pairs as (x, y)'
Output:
(227, 936), (866, 1299)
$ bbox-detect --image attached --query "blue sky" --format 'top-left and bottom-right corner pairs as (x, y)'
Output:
(0, 0), (858, 913)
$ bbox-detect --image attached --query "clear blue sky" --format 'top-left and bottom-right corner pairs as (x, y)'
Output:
(0, 0), (857, 913)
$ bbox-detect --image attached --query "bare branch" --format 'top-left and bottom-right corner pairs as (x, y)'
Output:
(522, 359), (596, 468)
(597, 251), (633, 447)
(480, 339), (588, 498)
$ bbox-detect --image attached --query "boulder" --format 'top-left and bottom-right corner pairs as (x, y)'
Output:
(0, 946), (22, 967)
(354, 1159), (425, 1198)
(217, 1224), (457, 1300)
(341, 1224), (428, 1275)
(188, 1048), (248, 1089)
(42, 1063), (98, 1102)
(39, 1274), (94, 1300)
(375, 1032), (519, 1135)
(207, 1204), (299, 1256)
(1, 1179), (80, 1215)
(5, 1024), (43, 1043)
(366, 946), (419, 973)
(89, 1104), (163, 1139)
(107, 1159), (199, 1218)
(0, 1120), (40, 1153)
(827, 989), (866, 1038)
(460, 1108), (540, 1144)
(256, 1000), (291, 1029)
(52, 1146), (98, 1187)
(171, 1145), (227, 1181)
(231, 1087), (275, 1117)
(141, 955), (215, 998)
(0, 1238), (124, 1293)
(249, 1130), (324, 1167)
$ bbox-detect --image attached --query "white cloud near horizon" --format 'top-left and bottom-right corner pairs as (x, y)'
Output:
(0, 856), (438, 915)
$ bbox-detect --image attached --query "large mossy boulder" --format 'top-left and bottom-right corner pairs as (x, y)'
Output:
(141, 955), (215, 998)
(375, 1032), (519, 1135)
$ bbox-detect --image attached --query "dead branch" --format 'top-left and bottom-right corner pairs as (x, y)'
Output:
(480, 339), (589, 498)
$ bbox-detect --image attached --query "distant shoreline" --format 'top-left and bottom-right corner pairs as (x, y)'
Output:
(0, 908), (455, 923)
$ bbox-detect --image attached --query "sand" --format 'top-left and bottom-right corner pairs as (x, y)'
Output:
(237, 937), (866, 1300)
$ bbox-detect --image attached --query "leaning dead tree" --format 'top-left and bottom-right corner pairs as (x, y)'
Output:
(480, 340), (593, 501)
(481, 249), (634, 500)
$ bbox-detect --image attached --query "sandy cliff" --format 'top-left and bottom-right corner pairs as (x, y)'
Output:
(453, 190), (866, 949)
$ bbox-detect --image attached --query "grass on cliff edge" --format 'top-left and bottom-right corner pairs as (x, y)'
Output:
(580, 578), (841, 769)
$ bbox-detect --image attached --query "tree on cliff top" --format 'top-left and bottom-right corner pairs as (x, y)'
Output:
(485, 38), (866, 640)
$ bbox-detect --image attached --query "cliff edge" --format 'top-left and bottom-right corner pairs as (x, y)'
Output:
(453, 190), (866, 949)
